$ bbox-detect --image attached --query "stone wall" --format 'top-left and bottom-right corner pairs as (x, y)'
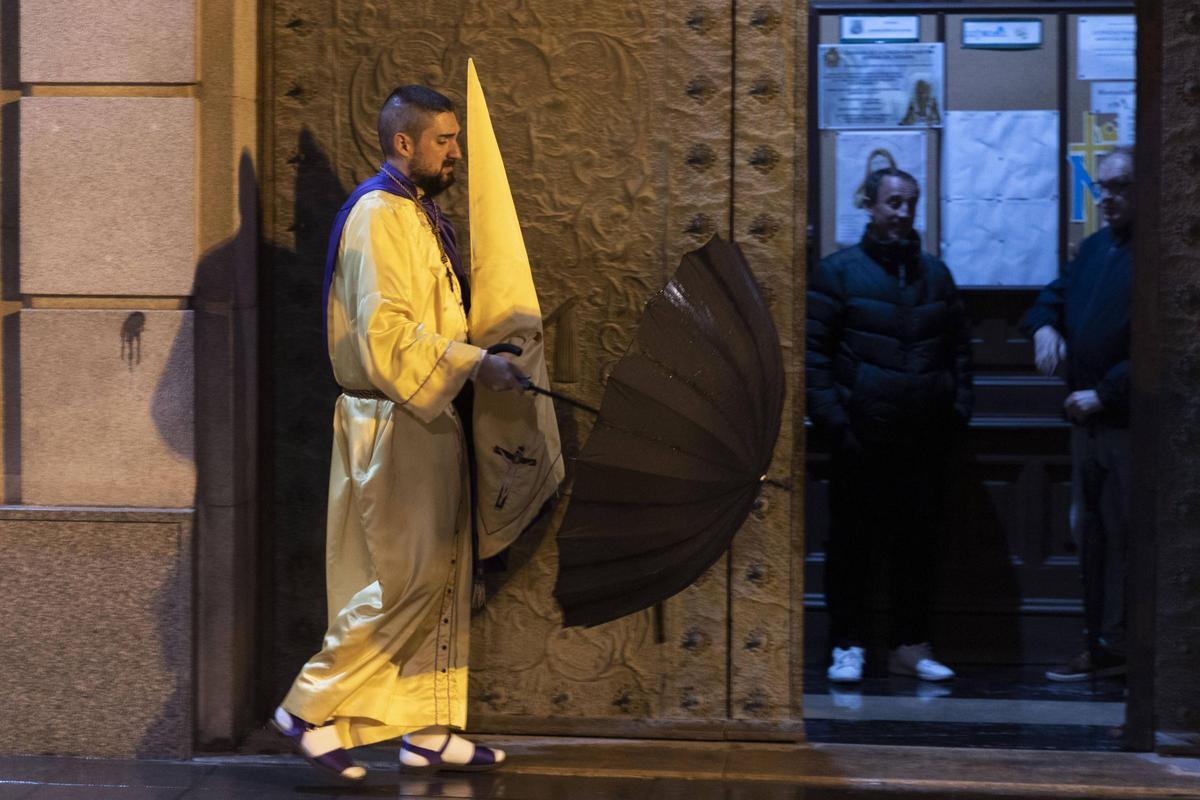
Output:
(0, 509), (193, 757)
(0, 0), (258, 756)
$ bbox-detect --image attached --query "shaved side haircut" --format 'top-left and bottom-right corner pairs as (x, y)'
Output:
(377, 85), (456, 158)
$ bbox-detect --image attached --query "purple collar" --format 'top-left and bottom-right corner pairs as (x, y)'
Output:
(322, 164), (468, 333)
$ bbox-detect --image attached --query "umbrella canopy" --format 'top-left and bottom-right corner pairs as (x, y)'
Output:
(553, 236), (785, 628)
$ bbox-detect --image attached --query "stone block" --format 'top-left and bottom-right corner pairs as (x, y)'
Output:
(20, 309), (195, 507)
(20, 97), (197, 296)
(20, 0), (195, 84)
(0, 510), (192, 757)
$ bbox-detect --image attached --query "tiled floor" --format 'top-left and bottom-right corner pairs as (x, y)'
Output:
(802, 664), (1126, 702)
(802, 664), (1127, 750)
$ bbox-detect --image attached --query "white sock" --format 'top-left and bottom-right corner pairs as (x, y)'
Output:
(273, 707), (300, 735)
(301, 725), (366, 779)
(276, 707), (364, 779)
(299, 723), (344, 758)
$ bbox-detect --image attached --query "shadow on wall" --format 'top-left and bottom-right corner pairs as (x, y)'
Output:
(259, 129), (345, 710)
(140, 151), (260, 754)
(150, 150), (261, 466)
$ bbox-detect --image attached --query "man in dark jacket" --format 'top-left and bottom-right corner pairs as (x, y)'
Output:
(1022, 147), (1133, 682)
(807, 168), (974, 684)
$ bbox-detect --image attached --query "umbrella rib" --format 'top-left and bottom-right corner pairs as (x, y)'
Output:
(559, 507), (751, 569)
(659, 274), (764, 394)
(667, 256), (784, 454)
(619, 347), (759, 463)
(601, 372), (754, 466)
(557, 496), (750, 627)
(646, 297), (760, 404)
(561, 479), (752, 512)
(586, 417), (755, 479)
(561, 508), (738, 574)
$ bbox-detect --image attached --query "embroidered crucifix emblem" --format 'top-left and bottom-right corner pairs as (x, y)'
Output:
(492, 445), (537, 509)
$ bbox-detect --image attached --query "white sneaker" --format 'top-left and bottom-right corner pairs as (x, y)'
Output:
(827, 646), (865, 683)
(888, 642), (955, 681)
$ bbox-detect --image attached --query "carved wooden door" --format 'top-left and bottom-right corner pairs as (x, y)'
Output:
(261, 1), (806, 736)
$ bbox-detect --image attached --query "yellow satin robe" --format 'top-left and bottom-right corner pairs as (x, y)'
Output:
(282, 189), (483, 749)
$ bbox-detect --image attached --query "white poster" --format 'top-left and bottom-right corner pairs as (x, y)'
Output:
(941, 201), (1059, 286)
(818, 43), (945, 129)
(1077, 16), (1136, 81)
(1090, 81), (1136, 145)
(835, 131), (927, 246)
(941, 111), (1059, 286)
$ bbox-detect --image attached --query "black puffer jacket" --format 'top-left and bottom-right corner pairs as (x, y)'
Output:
(806, 230), (974, 446)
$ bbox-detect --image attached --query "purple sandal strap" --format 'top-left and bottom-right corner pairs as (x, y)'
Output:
(469, 745), (497, 766)
(401, 737), (452, 762)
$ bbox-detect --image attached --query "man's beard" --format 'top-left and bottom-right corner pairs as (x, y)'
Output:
(411, 161), (456, 198)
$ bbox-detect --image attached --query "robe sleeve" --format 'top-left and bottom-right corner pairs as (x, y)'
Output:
(1021, 258), (1072, 338)
(353, 200), (484, 423)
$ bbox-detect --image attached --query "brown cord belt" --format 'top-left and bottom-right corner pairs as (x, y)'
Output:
(340, 386), (390, 402)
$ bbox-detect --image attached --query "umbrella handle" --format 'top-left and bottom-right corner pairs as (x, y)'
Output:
(522, 381), (600, 415)
(485, 342), (600, 415)
(486, 342), (524, 357)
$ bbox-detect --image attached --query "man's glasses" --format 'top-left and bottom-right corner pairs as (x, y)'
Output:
(1096, 179), (1134, 196)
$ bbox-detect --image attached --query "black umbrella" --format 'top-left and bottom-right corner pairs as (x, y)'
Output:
(552, 235), (786, 628)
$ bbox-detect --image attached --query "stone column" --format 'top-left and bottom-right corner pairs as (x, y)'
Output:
(1132, 0), (1200, 754)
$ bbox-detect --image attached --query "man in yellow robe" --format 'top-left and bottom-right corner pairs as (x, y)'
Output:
(271, 85), (534, 780)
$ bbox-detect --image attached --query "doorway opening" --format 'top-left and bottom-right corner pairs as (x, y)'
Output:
(802, 1), (1135, 751)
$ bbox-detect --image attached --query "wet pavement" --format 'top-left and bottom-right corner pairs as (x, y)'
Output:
(0, 760), (995, 800)
(3, 737), (1200, 799)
